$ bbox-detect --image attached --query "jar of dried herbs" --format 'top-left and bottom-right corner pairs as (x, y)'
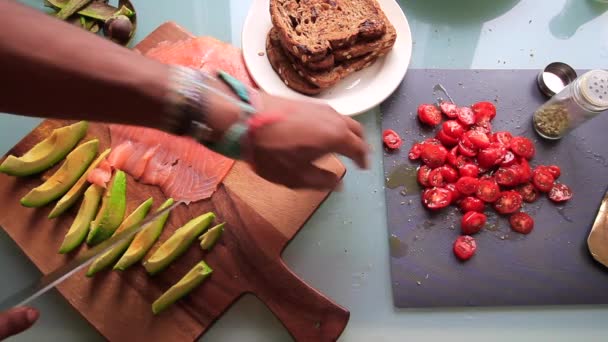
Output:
(533, 70), (608, 139)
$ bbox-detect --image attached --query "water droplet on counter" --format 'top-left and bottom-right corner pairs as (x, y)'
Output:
(389, 234), (409, 258)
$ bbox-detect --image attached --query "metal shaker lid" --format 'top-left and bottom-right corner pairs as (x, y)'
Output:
(579, 69), (608, 110)
(537, 62), (578, 97)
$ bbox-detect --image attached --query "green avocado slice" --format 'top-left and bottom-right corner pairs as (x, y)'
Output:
(86, 197), (154, 276)
(199, 223), (225, 251)
(152, 260), (213, 315)
(20, 139), (98, 207)
(58, 184), (103, 254)
(143, 212), (215, 275)
(114, 198), (174, 271)
(86, 170), (127, 245)
(49, 148), (111, 219)
(0, 121), (88, 177)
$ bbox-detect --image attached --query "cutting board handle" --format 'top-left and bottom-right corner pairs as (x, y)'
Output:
(255, 260), (349, 342)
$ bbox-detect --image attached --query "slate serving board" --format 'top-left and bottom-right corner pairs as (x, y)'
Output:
(381, 69), (608, 308)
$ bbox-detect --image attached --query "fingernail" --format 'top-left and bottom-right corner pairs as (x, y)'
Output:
(26, 309), (39, 323)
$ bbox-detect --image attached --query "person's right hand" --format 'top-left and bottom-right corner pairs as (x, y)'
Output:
(243, 93), (369, 190)
(0, 307), (38, 340)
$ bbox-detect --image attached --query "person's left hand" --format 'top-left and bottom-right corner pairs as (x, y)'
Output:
(0, 307), (39, 340)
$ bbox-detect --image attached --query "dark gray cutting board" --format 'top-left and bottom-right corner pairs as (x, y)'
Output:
(381, 69), (608, 308)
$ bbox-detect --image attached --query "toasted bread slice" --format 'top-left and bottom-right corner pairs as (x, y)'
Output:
(266, 29), (322, 95)
(270, 0), (387, 63)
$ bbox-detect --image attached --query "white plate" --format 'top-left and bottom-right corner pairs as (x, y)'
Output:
(241, 0), (413, 116)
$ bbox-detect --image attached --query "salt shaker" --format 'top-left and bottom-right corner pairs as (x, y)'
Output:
(533, 69), (608, 139)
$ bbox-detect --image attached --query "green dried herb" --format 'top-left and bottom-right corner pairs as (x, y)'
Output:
(533, 103), (570, 138)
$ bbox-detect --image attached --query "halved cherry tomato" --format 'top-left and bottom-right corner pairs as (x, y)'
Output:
(466, 129), (491, 149)
(500, 151), (517, 167)
(442, 120), (465, 138)
(458, 137), (478, 157)
(446, 146), (459, 166)
(473, 121), (493, 134)
(509, 212), (534, 234)
(510, 136), (535, 159)
(532, 168), (555, 192)
(453, 235), (477, 261)
(519, 159), (532, 183)
(440, 101), (459, 119)
(423, 138), (442, 146)
(408, 143), (422, 160)
(383, 129), (402, 149)
(471, 101), (497, 123)
(495, 167), (519, 187)
(459, 196), (485, 212)
(549, 183), (573, 202)
(476, 179), (501, 203)
(477, 143), (506, 169)
(459, 163), (479, 178)
(454, 155), (472, 169)
(421, 144), (448, 169)
(428, 168), (445, 187)
(422, 187), (453, 210)
(494, 191), (523, 214)
(461, 211), (487, 234)
(439, 165), (459, 183)
(445, 183), (461, 203)
(418, 104), (442, 126)
(456, 176), (480, 195)
(492, 131), (513, 146)
(457, 106), (476, 126)
(417, 165), (432, 187)
(547, 165), (561, 180)
(517, 183), (539, 203)
(436, 129), (459, 147)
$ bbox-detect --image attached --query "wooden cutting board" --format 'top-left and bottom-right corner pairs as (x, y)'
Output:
(0, 22), (349, 342)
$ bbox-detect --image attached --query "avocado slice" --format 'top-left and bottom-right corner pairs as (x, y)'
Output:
(58, 184), (104, 254)
(48, 148), (111, 219)
(114, 198), (174, 271)
(152, 260), (213, 314)
(199, 223), (225, 251)
(86, 197), (154, 276)
(0, 121), (88, 176)
(20, 139), (98, 207)
(86, 170), (127, 245)
(44, 0), (135, 21)
(143, 212), (215, 275)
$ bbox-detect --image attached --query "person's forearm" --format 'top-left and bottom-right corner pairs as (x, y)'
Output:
(0, 1), (170, 128)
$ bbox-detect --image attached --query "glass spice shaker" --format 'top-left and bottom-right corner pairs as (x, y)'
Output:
(533, 69), (608, 140)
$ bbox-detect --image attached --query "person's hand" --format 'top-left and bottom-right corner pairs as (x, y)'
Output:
(244, 93), (369, 190)
(0, 307), (38, 340)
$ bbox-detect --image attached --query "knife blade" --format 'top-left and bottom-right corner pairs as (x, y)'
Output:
(588, 188), (608, 267)
(0, 201), (182, 311)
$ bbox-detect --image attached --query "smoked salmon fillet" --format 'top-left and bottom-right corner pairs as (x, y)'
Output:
(89, 36), (256, 202)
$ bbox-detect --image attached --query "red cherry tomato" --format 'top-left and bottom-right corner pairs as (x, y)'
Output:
(492, 131), (513, 146)
(471, 101), (497, 123)
(446, 146), (459, 167)
(532, 168), (555, 192)
(476, 179), (501, 203)
(509, 212), (534, 234)
(494, 191), (523, 214)
(440, 101), (459, 119)
(422, 187), (453, 210)
(500, 151), (517, 167)
(459, 196), (485, 212)
(442, 120), (465, 138)
(421, 144), (448, 169)
(477, 143), (506, 169)
(517, 183), (539, 203)
(473, 121), (493, 134)
(461, 211), (487, 234)
(428, 168), (445, 187)
(466, 129), (491, 149)
(457, 106), (476, 126)
(509, 136), (535, 159)
(439, 165), (459, 183)
(454, 155), (472, 169)
(547, 165), (561, 180)
(453, 235), (477, 261)
(383, 129), (402, 149)
(519, 159), (532, 183)
(445, 183), (461, 203)
(458, 137), (478, 157)
(408, 143), (422, 160)
(418, 104), (442, 126)
(549, 183), (573, 202)
(436, 129), (459, 147)
(459, 163), (479, 178)
(456, 176), (480, 195)
(417, 165), (432, 187)
(495, 167), (519, 187)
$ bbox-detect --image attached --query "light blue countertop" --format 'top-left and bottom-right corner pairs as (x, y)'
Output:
(2, 0), (608, 341)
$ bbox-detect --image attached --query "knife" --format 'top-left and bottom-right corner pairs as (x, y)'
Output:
(0, 201), (181, 311)
(588, 188), (608, 267)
